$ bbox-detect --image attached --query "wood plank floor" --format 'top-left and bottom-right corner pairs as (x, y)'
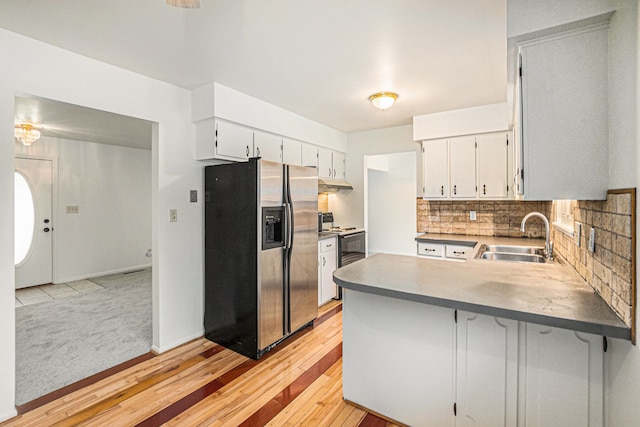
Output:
(1, 301), (403, 427)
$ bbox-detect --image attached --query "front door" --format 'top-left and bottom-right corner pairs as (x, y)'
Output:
(15, 157), (53, 289)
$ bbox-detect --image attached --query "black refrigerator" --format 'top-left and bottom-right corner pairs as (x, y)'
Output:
(204, 158), (318, 359)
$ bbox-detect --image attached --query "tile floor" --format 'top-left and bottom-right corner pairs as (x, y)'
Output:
(15, 279), (105, 307)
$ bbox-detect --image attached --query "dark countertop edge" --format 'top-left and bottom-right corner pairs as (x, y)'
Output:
(415, 236), (480, 247)
(334, 276), (632, 341)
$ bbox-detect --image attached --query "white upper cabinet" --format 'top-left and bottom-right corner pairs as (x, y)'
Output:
(517, 22), (609, 200)
(282, 138), (302, 166)
(476, 133), (508, 198)
(423, 139), (449, 198)
(422, 131), (511, 200)
(302, 143), (319, 168)
(449, 136), (476, 198)
(253, 130), (282, 163)
(318, 148), (333, 179)
(214, 120), (253, 161)
(332, 151), (345, 180)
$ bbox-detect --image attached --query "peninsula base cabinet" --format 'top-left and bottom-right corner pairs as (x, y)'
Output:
(342, 290), (605, 427)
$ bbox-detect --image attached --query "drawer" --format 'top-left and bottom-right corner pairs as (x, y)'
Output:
(417, 242), (443, 257)
(445, 244), (472, 260)
(320, 238), (337, 253)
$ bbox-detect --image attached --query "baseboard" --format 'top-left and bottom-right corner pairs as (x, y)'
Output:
(152, 329), (205, 354)
(0, 407), (18, 423)
(54, 263), (152, 284)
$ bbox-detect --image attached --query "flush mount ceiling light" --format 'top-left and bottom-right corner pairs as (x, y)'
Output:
(14, 123), (42, 146)
(369, 92), (398, 110)
(167, 0), (201, 8)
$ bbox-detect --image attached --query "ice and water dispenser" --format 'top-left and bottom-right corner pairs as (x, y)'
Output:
(262, 207), (285, 250)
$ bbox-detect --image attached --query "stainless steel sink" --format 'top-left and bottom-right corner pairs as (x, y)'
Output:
(476, 244), (553, 264)
(479, 252), (547, 263)
(484, 245), (545, 255)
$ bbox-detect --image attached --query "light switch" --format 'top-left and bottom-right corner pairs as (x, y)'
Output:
(588, 227), (595, 253)
(169, 209), (178, 222)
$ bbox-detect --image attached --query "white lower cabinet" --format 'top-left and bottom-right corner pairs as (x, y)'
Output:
(456, 311), (518, 427)
(342, 291), (605, 427)
(521, 324), (604, 427)
(318, 237), (337, 305)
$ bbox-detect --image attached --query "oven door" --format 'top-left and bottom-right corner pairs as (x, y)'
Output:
(338, 231), (366, 267)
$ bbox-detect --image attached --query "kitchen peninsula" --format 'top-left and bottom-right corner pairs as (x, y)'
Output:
(334, 236), (630, 427)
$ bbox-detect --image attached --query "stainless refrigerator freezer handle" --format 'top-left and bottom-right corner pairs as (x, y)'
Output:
(284, 202), (292, 249)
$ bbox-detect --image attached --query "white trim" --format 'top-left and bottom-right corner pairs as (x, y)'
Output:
(151, 329), (204, 354)
(553, 221), (575, 237)
(0, 408), (17, 423)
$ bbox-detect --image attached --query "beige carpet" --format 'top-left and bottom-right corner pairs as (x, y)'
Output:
(15, 268), (152, 405)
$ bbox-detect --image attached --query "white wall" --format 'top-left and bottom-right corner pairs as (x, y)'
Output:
(366, 152), (417, 256)
(331, 125), (419, 228)
(0, 29), (202, 420)
(15, 138), (152, 282)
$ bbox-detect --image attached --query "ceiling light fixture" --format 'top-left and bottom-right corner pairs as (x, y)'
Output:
(369, 92), (398, 110)
(14, 123), (42, 146)
(166, 0), (201, 8)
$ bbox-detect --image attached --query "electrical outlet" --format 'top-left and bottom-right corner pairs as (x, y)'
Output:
(588, 227), (595, 253)
(66, 205), (79, 214)
(470, 211), (477, 221)
(169, 209), (178, 222)
(574, 222), (581, 247)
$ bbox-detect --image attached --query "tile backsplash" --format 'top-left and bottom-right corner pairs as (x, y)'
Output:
(417, 191), (636, 328)
(551, 191), (635, 327)
(318, 193), (329, 213)
(417, 200), (552, 238)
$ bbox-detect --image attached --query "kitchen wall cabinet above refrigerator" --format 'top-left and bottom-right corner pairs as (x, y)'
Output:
(515, 19), (609, 200)
(421, 131), (511, 200)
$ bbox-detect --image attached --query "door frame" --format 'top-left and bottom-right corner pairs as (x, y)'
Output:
(14, 154), (59, 286)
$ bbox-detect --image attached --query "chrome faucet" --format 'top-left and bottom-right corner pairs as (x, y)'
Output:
(520, 212), (553, 261)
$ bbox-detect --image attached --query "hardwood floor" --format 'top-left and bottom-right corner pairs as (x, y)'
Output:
(1, 301), (403, 427)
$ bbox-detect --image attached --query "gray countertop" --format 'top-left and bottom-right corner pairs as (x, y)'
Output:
(333, 235), (631, 340)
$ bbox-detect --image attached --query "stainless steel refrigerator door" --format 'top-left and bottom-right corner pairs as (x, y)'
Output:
(258, 160), (285, 350)
(287, 164), (319, 332)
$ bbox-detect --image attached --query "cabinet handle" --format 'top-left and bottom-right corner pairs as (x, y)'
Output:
(452, 251), (466, 255)
(256, 147), (261, 157)
(246, 145), (250, 157)
(483, 184), (486, 195)
(322, 256), (326, 267)
(453, 185), (457, 195)
(440, 185), (444, 196)
(424, 248), (436, 252)
(333, 169), (336, 178)
(326, 244), (332, 248)
(329, 168), (332, 176)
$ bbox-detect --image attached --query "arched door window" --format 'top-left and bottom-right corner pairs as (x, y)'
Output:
(14, 171), (35, 265)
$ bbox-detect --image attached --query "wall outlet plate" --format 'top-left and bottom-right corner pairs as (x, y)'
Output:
(574, 222), (581, 247)
(66, 205), (79, 214)
(169, 209), (178, 222)
(190, 190), (197, 203)
(470, 210), (477, 221)
(588, 227), (595, 253)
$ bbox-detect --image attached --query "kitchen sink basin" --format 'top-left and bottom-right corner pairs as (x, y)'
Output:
(484, 245), (545, 255)
(476, 244), (553, 264)
(479, 252), (547, 263)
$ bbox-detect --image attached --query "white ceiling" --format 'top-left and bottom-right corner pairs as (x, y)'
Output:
(1, 0), (507, 134)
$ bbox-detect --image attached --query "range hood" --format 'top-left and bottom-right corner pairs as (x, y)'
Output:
(318, 178), (353, 192)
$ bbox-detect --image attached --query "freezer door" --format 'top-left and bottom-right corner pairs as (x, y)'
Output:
(287, 164), (319, 332)
(258, 160), (286, 351)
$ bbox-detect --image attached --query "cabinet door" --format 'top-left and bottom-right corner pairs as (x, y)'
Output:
(449, 136), (476, 198)
(519, 25), (608, 200)
(523, 324), (603, 427)
(456, 312), (518, 427)
(302, 143), (318, 168)
(318, 148), (333, 179)
(254, 131), (282, 163)
(332, 152), (345, 180)
(319, 240), (337, 305)
(476, 133), (508, 198)
(282, 138), (302, 166)
(215, 120), (253, 161)
(423, 139), (449, 198)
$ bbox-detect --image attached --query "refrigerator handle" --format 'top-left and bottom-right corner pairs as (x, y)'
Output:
(284, 202), (293, 249)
